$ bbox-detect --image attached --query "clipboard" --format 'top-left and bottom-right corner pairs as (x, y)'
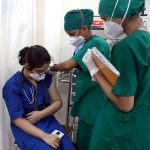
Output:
(91, 47), (120, 86)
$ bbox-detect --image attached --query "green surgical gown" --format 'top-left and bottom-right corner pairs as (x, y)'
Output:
(89, 30), (150, 150)
(71, 35), (110, 150)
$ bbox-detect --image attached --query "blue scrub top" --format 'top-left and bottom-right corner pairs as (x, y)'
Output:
(3, 71), (71, 149)
(3, 71), (53, 144)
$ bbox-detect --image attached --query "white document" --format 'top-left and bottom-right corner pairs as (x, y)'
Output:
(91, 47), (120, 76)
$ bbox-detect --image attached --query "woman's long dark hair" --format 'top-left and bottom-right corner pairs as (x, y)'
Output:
(18, 45), (51, 70)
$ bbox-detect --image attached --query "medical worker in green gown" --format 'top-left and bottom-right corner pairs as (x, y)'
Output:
(50, 9), (110, 150)
(83, 0), (150, 150)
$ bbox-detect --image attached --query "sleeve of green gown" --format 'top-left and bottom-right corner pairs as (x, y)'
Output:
(72, 45), (88, 72)
(72, 37), (110, 72)
(111, 43), (138, 96)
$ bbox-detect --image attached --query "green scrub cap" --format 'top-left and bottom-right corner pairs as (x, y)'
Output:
(64, 9), (94, 30)
(99, 0), (145, 18)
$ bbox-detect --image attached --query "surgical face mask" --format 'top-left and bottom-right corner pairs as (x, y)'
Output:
(29, 73), (45, 81)
(104, 21), (124, 39)
(69, 36), (85, 47)
(104, 0), (131, 39)
(69, 9), (85, 47)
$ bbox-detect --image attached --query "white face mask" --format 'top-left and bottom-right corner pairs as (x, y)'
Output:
(104, 21), (124, 39)
(69, 36), (85, 47)
(104, 0), (131, 39)
(29, 73), (45, 81)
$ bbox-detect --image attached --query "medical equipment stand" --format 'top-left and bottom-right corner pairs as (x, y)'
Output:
(58, 70), (78, 143)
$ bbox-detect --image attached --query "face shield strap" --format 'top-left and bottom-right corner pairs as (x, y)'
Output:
(110, 0), (119, 21)
(79, 9), (85, 34)
(120, 0), (131, 25)
(109, 0), (131, 26)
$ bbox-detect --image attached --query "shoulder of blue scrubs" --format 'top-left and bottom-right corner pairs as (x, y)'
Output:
(3, 71), (22, 90)
(44, 73), (52, 88)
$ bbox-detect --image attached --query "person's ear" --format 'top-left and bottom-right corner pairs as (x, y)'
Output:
(122, 17), (129, 28)
(25, 63), (32, 71)
(82, 26), (88, 32)
(81, 26), (89, 36)
(81, 26), (89, 37)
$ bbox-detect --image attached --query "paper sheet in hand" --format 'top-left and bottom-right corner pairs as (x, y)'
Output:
(91, 47), (120, 86)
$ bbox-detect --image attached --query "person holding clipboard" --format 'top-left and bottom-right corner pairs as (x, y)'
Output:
(82, 0), (150, 149)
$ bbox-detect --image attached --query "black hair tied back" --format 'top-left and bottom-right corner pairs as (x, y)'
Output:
(18, 45), (51, 69)
(18, 47), (30, 66)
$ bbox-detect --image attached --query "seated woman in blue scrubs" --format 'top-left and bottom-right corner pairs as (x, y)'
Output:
(3, 45), (75, 150)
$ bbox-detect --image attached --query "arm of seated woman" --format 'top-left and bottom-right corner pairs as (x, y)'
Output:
(41, 83), (63, 117)
(13, 117), (60, 149)
(26, 83), (63, 124)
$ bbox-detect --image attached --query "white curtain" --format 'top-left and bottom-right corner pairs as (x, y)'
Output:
(0, 0), (62, 149)
(0, 0), (37, 149)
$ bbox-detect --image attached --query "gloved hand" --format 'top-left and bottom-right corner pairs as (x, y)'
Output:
(82, 49), (99, 78)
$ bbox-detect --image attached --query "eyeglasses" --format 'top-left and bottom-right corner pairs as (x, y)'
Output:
(67, 29), (80, 37)
(34, 66), (50, 75)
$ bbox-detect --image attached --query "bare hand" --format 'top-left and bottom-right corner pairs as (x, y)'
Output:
(42, 133), (60, 149)
(48, 66), (57, 75)
(26, 111), (42, 124)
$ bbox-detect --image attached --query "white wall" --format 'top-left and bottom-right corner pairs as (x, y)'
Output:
(60, 0), (99, 61)
(143, 0), (150, 32)
(44, 0), (63, 63)
(145, 0), (150, 18)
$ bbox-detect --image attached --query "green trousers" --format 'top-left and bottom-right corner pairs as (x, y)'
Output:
(76, 120), (94, 150)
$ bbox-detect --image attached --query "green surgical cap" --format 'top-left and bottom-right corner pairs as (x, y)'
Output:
(64, 9), (94, 30)
(99, 0), (145, 18)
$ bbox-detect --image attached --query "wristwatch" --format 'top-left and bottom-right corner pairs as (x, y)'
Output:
(51, 64), (56, 71)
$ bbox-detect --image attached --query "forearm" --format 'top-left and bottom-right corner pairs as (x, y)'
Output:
(13, 117), (46, 140)
(53, 62), (70, 71)
(94, 72), (119, 103)
(94, 72), (134, 112)
(52, 59), (78, 71)
(40, 100), (63, 119)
